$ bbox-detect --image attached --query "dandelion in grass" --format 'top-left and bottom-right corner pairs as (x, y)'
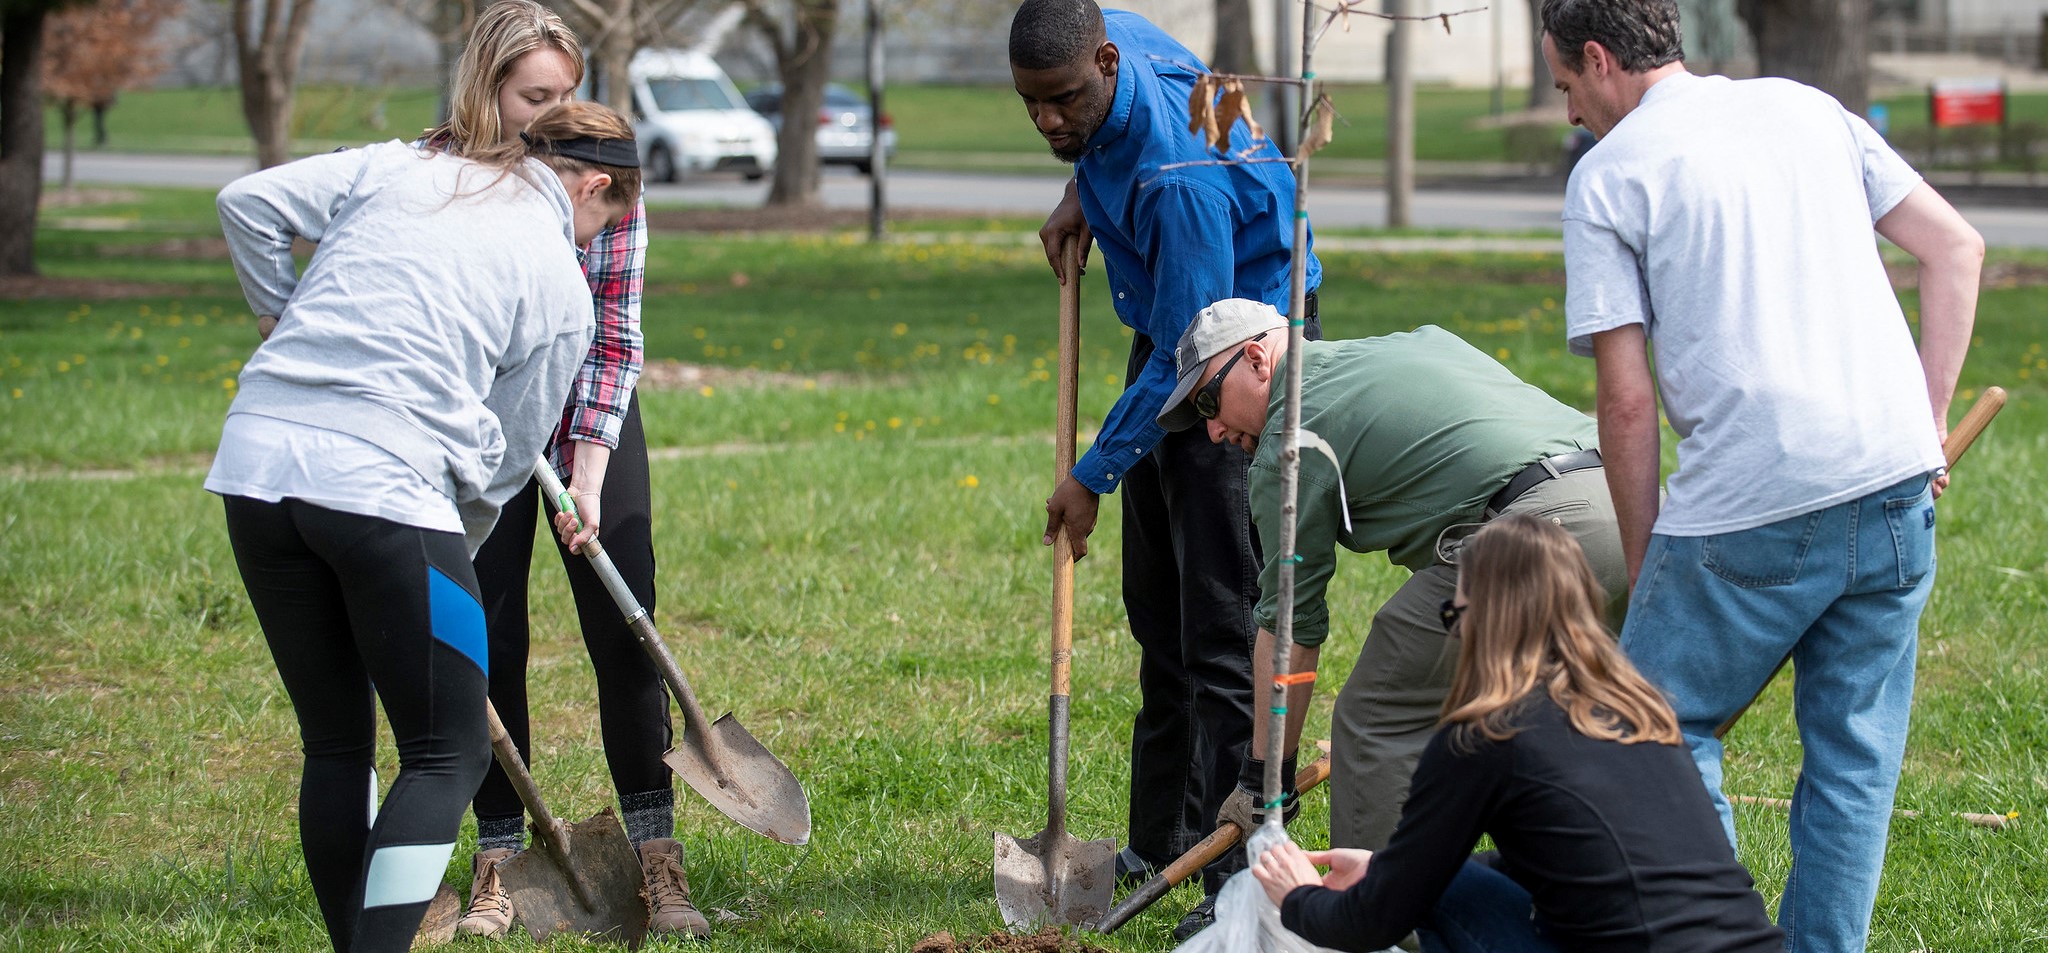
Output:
(9, 388), (20, 399)
(987, 394), (1001, 405)
(725, 480), (739, 490)
(888, 417), (902, 429)
(834, 422), (846, 433)
(892, 323), (908, 336)
(959, 475), (980, 488)
(699, 386), (715, 397)
(1497, 347), (1511, 361)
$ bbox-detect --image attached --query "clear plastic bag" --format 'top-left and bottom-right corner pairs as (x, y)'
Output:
(1172, 822), (1344, 953)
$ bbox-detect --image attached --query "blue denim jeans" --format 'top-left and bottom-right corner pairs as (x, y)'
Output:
(1621, 473), (1938, 953)
(1416, 861), (1560, 953)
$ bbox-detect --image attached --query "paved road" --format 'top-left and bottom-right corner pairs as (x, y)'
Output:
(47, 151), (2048, 248)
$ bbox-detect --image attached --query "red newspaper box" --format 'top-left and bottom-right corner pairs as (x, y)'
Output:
(1931, 77), (2006, 128)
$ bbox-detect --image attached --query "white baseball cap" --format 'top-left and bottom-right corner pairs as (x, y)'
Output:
(1156, 298), (1288, 432)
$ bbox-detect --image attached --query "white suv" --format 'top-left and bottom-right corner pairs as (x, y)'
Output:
(626, 49), (777, 182)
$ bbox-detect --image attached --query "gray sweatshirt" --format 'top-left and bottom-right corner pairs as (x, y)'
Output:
(217, 140), (595, 549)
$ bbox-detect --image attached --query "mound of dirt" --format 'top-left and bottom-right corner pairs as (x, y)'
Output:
(910, 929), (1115, 953)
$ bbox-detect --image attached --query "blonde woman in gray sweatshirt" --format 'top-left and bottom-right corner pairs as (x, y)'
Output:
(206, 102), (639, 953)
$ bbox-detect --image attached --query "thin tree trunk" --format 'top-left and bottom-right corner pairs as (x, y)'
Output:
(0, 8), (49, 276)
(233, 0), (317, 168)
(1739, 0), (1870, 115)
(1525, 0), (1559, 111)
(60, 101), (77, 191)
(92, 100), (110, 147)
(1211, 0), (1257, 74)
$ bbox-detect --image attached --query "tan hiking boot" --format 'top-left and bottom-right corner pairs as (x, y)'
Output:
(637, 838), (710, 938)
(455, 847), (516, 938)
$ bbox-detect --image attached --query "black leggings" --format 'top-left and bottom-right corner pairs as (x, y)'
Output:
(470, 398), (671, 827)
(224, 496), (491, 953)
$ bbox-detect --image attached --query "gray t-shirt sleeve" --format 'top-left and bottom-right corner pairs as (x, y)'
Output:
(1562, 207), (1651, 357)
(1839, 104), (1921, 221)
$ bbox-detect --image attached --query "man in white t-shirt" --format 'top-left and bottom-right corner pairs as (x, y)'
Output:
(1540, 0), (1983, 949)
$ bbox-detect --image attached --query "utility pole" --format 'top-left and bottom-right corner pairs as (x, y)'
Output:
(866, 0), (887, 241)
(1386, 0), (1414, 227)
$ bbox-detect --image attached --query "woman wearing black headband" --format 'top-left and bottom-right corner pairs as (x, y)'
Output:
(209, 100), (639, 953)
(417, 1), (707, 939)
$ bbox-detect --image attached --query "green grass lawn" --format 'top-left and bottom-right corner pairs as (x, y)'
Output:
(2, 190), (2045, 951)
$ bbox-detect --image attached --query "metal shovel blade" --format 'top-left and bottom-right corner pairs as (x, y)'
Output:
(662, 712), (813, 846)
(497, 809), (648, 949)
(993, 829), (1115, 930)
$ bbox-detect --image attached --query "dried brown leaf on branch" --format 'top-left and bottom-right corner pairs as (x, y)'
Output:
(1299, 93), (1337, 158)
(1186, 73), (1217, 135)
(1441, 12), (1452, 33)
(1212, 80), (1245, 151)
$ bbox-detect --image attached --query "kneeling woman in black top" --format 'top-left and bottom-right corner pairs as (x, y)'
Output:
(1252, 514), (1784, 953)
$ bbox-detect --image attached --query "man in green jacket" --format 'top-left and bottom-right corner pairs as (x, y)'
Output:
(1158, 298), (1626, 850)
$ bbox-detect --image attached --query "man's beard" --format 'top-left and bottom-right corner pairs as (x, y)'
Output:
(1047, 98), (1108, 163)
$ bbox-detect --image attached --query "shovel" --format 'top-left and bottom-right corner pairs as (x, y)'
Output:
(483, 701), (648, 947)
(994, 236), (1117, 930)
(535, 459), (813, 846)
(1096, 748), (1334, 934)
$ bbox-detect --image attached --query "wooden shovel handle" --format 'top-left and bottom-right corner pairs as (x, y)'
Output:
(484, 701), (569, 855)
(1944, 385), (2005, 468)
(1052, 237), (1081, 697)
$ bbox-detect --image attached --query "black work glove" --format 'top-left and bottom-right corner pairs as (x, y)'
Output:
(1215, 753), (1300, 831)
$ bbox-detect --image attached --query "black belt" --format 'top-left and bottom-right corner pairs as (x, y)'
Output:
(1487, 449), (1603, 514)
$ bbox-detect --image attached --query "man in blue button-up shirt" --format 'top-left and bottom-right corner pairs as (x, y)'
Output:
(1010, 0), (1320, 937)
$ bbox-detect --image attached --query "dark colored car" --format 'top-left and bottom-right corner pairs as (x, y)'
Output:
(744, 83), (897, 175)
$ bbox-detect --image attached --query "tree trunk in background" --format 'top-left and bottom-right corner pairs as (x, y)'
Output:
(1211, 0), (1257, 74)
(593, 0), (636, 115)
(58, 101), (77, 191)
(432, 0), (469, 124)
(0, 8), (50, 276)
(747, 0), (838, 207)
(232, 0), (317, 168)
(1738, 0), (1870, 115)
(1526, 0), (1559, 111)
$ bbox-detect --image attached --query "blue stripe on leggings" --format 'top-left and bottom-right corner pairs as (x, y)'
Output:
(426, 566), (487, 676)
(362, 842), (455, 908)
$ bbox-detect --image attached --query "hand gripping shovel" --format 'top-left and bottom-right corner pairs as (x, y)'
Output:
(534, 459), (812, 846)
(484, 701), (648, 947)
(994, 237), (1116, 930)
(1096, 748), (1334, 934)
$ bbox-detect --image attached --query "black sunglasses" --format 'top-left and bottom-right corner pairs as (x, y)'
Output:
(1192, 332), (1269, 420)
(1438, 599), (1466, 634)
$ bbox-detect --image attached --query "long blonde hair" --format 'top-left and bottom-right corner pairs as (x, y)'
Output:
(1441, 514), (1680, 746)
(466, 101), (642, 205)
(424, 0), (584, 154)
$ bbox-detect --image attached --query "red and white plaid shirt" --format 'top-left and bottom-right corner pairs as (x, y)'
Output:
(550, 199), (647, 476)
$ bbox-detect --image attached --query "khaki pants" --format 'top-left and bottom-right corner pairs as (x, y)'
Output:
(1326, 466), (1626, 850)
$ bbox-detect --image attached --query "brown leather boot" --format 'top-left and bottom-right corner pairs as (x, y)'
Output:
(455, 847), (516, 937)
(637, 838), (710, 938)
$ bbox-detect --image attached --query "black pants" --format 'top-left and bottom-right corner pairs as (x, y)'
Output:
(1121, 297), (1321, 890)
(224, 497), (491, 953)
(469, 397), (672, 827)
